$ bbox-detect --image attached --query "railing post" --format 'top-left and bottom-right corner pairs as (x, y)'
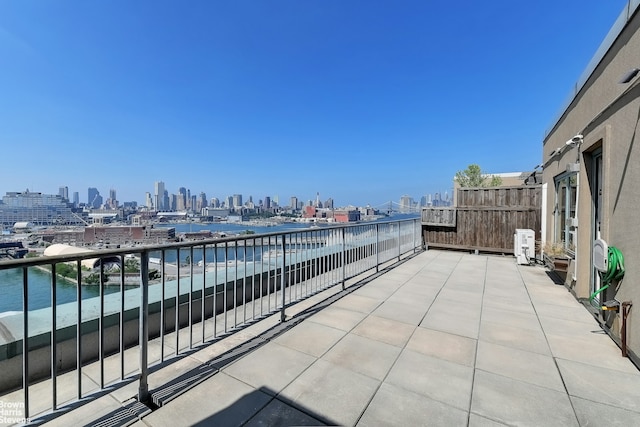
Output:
(341, 227), (346, 290)
(51, 263), (57, 410)
(413, 219), (417, 253)
(22, 267), (29, 419)
(376, 223), (380, 272)
(280, 234), (287, 322)
(138, 251), (150, 403)
(398, 222), (401, 261)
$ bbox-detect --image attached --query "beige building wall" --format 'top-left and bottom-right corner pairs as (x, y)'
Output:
(543, 3), (640, 363)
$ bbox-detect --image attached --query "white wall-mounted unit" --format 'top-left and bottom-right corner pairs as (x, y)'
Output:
(514, 229), (535, 265)
(593, 238), (608, 272)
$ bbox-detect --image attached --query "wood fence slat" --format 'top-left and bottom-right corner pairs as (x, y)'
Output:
(422, 185), (541, 253)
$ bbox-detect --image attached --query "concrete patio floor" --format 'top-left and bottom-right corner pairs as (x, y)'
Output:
(29, 249), (640, 426)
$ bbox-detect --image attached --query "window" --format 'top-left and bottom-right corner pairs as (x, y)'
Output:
(554, 172), (577, 255)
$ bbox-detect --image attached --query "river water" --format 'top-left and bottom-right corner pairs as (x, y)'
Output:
(0, 215), (418, 313)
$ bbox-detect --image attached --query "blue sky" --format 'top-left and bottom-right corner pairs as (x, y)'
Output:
(0, 1), (629, 208)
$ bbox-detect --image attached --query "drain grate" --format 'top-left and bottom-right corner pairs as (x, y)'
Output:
(91, 401), (152, 427)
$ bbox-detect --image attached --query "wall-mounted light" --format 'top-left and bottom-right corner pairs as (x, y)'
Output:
(619, 68), (640, 84)
(565, 134), (583, 146)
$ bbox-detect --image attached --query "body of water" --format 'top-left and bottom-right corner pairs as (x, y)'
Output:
(0, 214), (418, 313)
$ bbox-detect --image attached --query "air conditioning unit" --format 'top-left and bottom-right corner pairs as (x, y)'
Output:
(514, 229), (535, 265)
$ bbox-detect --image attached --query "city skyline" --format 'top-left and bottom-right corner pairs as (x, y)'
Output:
(0, 1), (627, 206)
(2, 182), (447, 212)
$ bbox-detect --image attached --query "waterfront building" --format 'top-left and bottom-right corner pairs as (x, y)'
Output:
(0, 190), (85, 226)
(41, 225), (176, 246)
(333, 209), (360, 223)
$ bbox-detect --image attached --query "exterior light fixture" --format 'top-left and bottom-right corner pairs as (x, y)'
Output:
(619, 68), (640, 84)
(565, 134), (583, 146)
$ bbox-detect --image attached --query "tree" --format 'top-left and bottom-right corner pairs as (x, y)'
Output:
(124, 258), (140, 273)
(455, 164), (503, 188)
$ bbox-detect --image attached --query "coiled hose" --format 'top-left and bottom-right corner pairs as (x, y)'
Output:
(589, 246), (625, 305)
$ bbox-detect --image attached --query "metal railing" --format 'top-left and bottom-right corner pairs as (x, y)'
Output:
(0, 218), (421, 420)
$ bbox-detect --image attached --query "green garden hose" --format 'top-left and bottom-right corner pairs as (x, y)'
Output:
(589, 246), (625, 304)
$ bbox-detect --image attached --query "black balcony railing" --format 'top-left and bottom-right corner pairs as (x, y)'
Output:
(0, 218), (421, 421)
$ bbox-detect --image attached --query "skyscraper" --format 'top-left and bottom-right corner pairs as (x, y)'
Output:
(88, 187), (102, 209)
(107, 188), (117, 209)
(324, 198), (334, 209)
(154, 181), (165, 211)
(399, 195), (413, 213)
(178, 187), (187, 211)
(58, 186), (68, 201)
(232, 194), (243, 209)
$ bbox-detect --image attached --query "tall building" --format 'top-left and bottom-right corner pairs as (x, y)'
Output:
(0, 191), (84, 226)
(197, 192), (208, 211)
(210, 197), (220, 208)
(264, 196), (271, 209)
(290, 196), (298, 210)
(58, 186), (68, 201)
(72, 192), (79, 208)
(325, 198), (334, 209)
(178, 187), (187, 210)
(399, 195), (413, 213)
(154, 181), (165, 211)
(107, 188), (118, 209)
(88, 187), (102, 209)
(145, 192), (153, 209)
(163, 190), (169, 211)
(232, 194), (243, 209)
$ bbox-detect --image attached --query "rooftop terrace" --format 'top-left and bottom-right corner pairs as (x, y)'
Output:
(17, 249), (640, 426)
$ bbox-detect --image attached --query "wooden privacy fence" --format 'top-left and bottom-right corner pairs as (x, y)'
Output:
(422, 185), (541, 253)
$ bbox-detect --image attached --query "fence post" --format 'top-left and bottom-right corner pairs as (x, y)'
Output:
(138, 251), (150, 402)
(280, 234), (287, 322)
(22, 267), (30, 419)
(397, 222), (401, 261)
(376, 223), (380, 272)
(341, 227), (346, 290)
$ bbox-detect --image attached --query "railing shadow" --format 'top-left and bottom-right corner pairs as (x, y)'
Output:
(28, 252), (418, 426)
(192, 387), (337, 427)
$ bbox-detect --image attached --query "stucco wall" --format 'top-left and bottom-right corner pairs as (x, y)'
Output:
(542, 5), (640, 363)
